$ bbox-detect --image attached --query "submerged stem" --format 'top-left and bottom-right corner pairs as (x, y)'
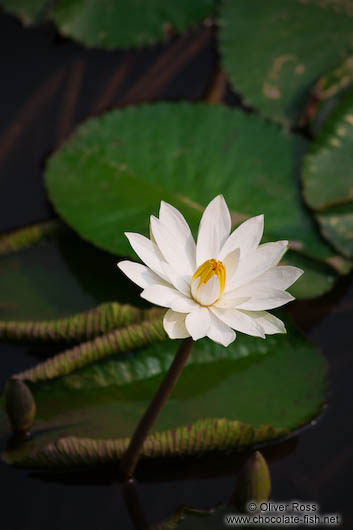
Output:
(120, 337), (194, 480)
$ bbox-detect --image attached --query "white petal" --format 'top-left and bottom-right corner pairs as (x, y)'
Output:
(227, 240), (288, 290)
(223, 248), (240, 283)
(159, 201), (196, 271)
(140, 285), (179, 308)
(214, 296), (250, 309)
(160, 261), (191, 296)
(219, 214), (264, 260)
(196, 195), (231, 266)
(125, 232), (169, 281)
(163, 309), (190, 339)
(150, 215), (194, 276)
(185, 307), (211, 340)
(170, 293), (199, 313)
(250, 266), (303, 290)
(236, 289), (294, 310)
(223, 264), (301, 305)
(211, 307), (265, 338)
(239, 310), (286, 335)
(191, 275), (221, 306)
(117, 260), (167, 289)
(238, 289), (295, 311)
(207, 311), (236, 346)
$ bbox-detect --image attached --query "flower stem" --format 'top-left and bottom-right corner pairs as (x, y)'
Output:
(120, 336), (194, 480)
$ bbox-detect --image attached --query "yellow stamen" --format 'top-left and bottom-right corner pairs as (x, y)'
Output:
(192, 259), (226, 298)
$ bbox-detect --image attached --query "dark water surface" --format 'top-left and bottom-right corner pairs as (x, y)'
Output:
(0, 11), (352, 530)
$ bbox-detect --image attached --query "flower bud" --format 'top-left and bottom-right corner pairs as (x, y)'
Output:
(235, 451), (271, 512)
(5, 379), (36, 434)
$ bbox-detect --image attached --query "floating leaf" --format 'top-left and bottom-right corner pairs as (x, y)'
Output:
(52, 0), (215, 49)
(0, 0), (215, 49)
(219, 0), (353, 126)
(0, 303), (163, 343)
(301, 56), (353, 134)
(0, 0), (44, 24)
(45, 102), (342, 298)
(1, 320), (327, 467)
(0, 229), (145, 322)
(14, 316), (166, 381)
(316, 205), (353, 259)
(302, 90), (353, 258)
(0, 219), (62, 255)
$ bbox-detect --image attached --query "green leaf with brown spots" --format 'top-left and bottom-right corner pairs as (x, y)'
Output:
(302, 90), (353, 258)
(219, 0), (353, 126)
(1, 319), (327, 468)
(300, 56), (353, 135)
(45, 102), (344, 299)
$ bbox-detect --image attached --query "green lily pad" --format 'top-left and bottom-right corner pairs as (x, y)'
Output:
(45, 102), (343, 298)
(316, 206), (353, 259)
(301, 56), (353, 135)
(219, 0), (353, 126)
(0, 0), (43, 24)
(0, 0), (215, 49)
(302, 90), (353, 258)
(1, 319), (327, 467)
(0, 228), (144, 322)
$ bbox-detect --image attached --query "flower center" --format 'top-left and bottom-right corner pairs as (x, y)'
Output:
(191, 259), (226, 306)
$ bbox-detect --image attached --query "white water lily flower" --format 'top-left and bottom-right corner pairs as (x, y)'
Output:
(118, 195), (303, 347)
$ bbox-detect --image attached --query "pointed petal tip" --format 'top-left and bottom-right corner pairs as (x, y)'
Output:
(124, 231), (137, 241)
(219, 334), (237, 347)
(208, 193), (227, 208)
(116, 259), (130, 270)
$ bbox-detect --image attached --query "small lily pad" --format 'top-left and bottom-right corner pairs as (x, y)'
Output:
(1, 319), (327, 467)
(219, 0), (353, 126)
(0, 0), (215, 49)
(302, 90), (353, 258)
(45, 102), (342, 299)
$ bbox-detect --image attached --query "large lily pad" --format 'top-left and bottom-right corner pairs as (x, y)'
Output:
(45, 102), (343, 299)
(302, 90), (353, 258)
(0, 0), (215, 49)
(219, 0), (353, 126)
(0, 228), (144, 322)
(1, 320), (327, 467)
